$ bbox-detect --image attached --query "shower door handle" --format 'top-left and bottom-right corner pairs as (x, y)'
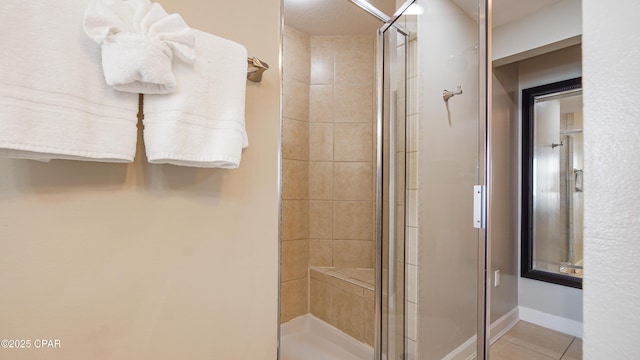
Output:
(473, 185), (486, 229)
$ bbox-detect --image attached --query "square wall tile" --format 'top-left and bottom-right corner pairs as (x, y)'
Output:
(364, 288), (375, 302)
(333, 201), (374, 240)
(395, 157), (406, 204)
(310, 36), (334, 47)
(396, 101), (406, 149)
(409, 39), (418, 78)
(309, 85), (334, 123)
(310, 278), (331, 323)
(325, 272), (364, 297)
(407, 264), (417, 303)
(407, 151), (418, 190)
(364, 300), (375, 346)
(408, 114), (419, 153)
(309, 201), (333, 239)
(311, 46), (334, 85)
(331, 287), (365, 342)
(283, 77), (309, 121)
(280, 277), (308, 323)
(407, 301), (417, 341)
(407, 339), (417, 360)
(333, 37), (373, 64)
(281, 239), (309, 282)
(333, 162), (373, 201)
(333, 240), (373, 268)
(283, 29), (310, 83)
(334, 85), (374, 123)
(308, 162), (333, 200)
(408, 76), (418, 115)
(407, 226), (418, 266)
(281, 159), (309, 200)
(406, 189), (418, 227)
(282, 118), (309, 161)
(334, 36), (373, 50)
(309, 239), (333, 267)
(334, 37), (374, 86)
(335, 58), (373, 86)
(334, 123), (373, 162)
(284, 25), (308, 43)
(281, 200), (309, 241)
(309, 123), (333, 161)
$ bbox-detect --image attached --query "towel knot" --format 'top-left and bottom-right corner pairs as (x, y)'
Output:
(83, 0), (196, 94)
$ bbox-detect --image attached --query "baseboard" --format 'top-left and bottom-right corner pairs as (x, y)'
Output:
(441, 333), (476, 360)
(442, 307), (520, 360)
(519, 306), (583, 338)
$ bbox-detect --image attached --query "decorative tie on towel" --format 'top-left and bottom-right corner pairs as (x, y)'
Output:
(0, 0), (139, 162)
(83, 0), (196, 94)
(143, 30), (249, 168)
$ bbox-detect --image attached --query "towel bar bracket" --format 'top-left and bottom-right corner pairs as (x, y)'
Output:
(247, 57), (269, 82)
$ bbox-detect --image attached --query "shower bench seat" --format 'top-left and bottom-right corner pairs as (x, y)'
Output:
(308, 266), (375, 347)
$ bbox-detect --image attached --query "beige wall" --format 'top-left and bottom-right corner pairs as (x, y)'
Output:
(0, 1), (281, 359)
(492, 0), (582, 66)
(490, 63), (520, 323)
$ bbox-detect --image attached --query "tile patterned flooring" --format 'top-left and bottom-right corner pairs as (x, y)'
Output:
(491, 321), (582, 360)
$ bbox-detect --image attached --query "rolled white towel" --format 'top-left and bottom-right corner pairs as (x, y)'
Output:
(83, 0), (196, 94)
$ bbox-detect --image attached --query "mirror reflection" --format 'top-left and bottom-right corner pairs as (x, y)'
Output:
(522, 77), (583, 288)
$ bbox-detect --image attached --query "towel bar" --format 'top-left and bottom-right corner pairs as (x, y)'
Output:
(247, 57), (269, 82)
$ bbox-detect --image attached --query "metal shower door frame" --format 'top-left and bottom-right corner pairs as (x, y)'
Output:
(374, 3), (413, 359)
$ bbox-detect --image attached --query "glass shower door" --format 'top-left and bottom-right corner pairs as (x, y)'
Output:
(414, 0), (489, 359)
(377, 0), (490, 359)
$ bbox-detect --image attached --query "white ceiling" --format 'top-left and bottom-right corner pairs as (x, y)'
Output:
(284, 0), (396, 36)
(450, 0), (564, 27)
(284, 0), (565, 35)
(491, 0), (563, 27)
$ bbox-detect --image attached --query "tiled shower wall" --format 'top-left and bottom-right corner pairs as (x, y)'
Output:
(280, 26), (378, 324)
(307, 34), (377, 269)
(405, 22), (420, 359)
(306, 32), (378, 343)
(281, 26), (311, 323)
(281, 22), (420, 357)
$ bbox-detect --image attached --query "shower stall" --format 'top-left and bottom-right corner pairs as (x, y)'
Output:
(279, 0), (490, 359)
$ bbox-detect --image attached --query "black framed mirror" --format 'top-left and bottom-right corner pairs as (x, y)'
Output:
(521, 77), (583, 289)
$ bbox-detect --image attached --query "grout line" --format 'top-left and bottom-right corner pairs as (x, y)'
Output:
(559, 337), (576, 360)
(499, 340), (557, 360)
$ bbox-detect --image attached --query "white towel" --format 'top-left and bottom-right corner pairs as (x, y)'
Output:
(143, 30), (249, 168)
(83, 0), (196, 95)
(0, 0), (139, 162)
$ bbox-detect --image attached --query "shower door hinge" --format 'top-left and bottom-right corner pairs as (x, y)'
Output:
(473, 185), (486, 229)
